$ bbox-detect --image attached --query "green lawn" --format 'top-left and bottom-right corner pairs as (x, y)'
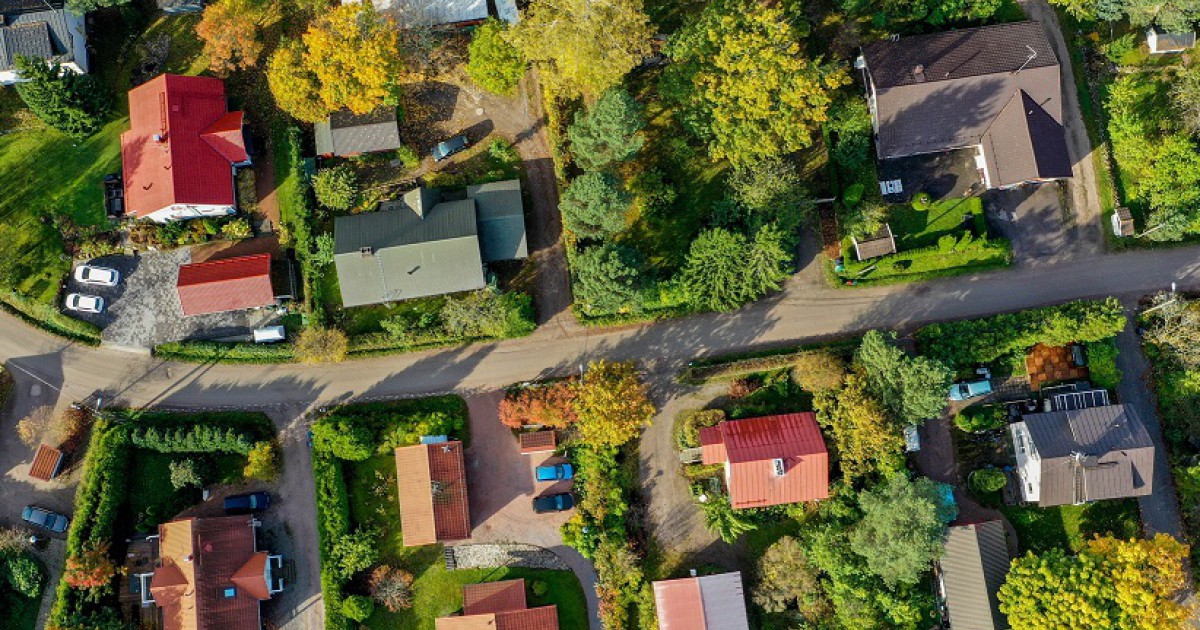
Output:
(127, 451), (247, 530)
(1000, 499), (1141, 554)
(720, 369), (814, 420)
(889, 197), (985, 250)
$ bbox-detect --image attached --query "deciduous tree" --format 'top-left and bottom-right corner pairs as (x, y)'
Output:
(663, 0), (848, 165)
(567, 88), (645, 171)
(498, 380), (579, 428)
(1145, 294), (1200, 369)
(574, 360), (654, 447)
(791, 351), (848, 392)
(243, 441), (279, 481)
(267, 5), (403, 122)
(197, 0), (281, 74)
(14, 57), (109, 140)
(466, 18), (525, 94)
(168, 458), (203, 490)
(728, 157), (814, 236)
(63, 541), (115, 590)
(813, 372), (905, 481)
(1172, 64), (1200, 136)
(848, 475), (957, 586)
(753, 536), (832, 624)
(369, 565), (414, 611)
(312, 165), (360, 211)
(1124, 0), (1200, 32)
(559, 172), (631, 240)
(509, 0), (652, 98)
(294, 327), (349, 364)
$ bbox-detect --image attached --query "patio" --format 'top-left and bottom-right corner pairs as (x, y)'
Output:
(877, 148), (983, 203)
(1025, 344), (1089, 391)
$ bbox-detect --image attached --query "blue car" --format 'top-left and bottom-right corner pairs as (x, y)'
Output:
(224, 491), (271, 514)
(432, 135), (469, 162)
(535, 463), (574, 482)
(22, 506), (68, 533)
(949, 378), (993, 401)
(532, 493), (575, 514)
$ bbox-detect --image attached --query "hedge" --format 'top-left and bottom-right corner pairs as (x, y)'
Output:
(679, 340), (858, 383)
(129, 424), (257, 454)
(838, 238), (1012, 286)
(153, 340), (297, 364)
(0, 289), (102, 345)
(1085, 338), (1122, 391)
(954, 405), (1008, 433)
(916, 299), (1127, 372)
(312, 453), (352, 630)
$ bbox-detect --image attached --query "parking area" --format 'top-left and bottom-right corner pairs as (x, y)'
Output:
(877, 148), (983, 203)
(464, 392), (574, 547)
(983, 183), (1073, 265)
(63, 249), (282, 350)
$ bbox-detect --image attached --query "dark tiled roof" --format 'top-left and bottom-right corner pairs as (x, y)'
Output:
(0, 0), (64, 14)
(1023, 404), (1155, 506)
(981, 90), (1072, 186)
(940, 521), (1011, 630)
(519, 431), (556, 453)
(315, 107), (402, 157)
(863, 22), (1064, 161)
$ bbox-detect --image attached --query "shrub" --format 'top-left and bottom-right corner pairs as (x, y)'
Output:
(294, 327), (349, 364)
(330, 529), (379, 578)
(674, 409), (725, 449)
(312, 165), (360, 212)
(842, 183), (865, 207)
(5, 553), (44, 598)
(311, 418), (375, 460)
(531, 579), (549, 597)
(954, 405), (1007, 433)
(63, 540), (114, 590)
(219, 217), (253, 240)
(698, 493), (756, 543)
(498, 380), (578, 429)
(16, 408), (49, 447)
(912, 192), (932, 210)
(440, 290), (534, 340)
(467, 18), (525, 94)
(313, 233), (336, 267)
(169, 459), (203, 490)
(791, 350), (848, 392)
(244, 441), (280, 481)
(727, 377), (759, 399)
(342, 594), (375, 622)
(368, 565), (414, 612)
(396, 145), (420, 169)
(970, 468), (1007, 495)
(1085, 339), (1122, 391)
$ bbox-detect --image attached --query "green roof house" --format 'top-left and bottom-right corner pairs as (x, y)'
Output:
(333, 180), (527, 307)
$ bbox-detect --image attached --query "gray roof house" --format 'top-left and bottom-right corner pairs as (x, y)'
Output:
(333, 180), (527, 307)
(1009, 404), (1155, 507)
(1147, 26), (1195, 54)
(0, 0), (88, 85)
(937, 521), (1011, 630)
(860, 22), (1071, 189)
(344, 0), (488, 27)
(315, 108), (403, 157)
(157, 0), (205, 14)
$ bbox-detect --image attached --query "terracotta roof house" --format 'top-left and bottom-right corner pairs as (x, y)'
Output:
(937, 521), (1011, 630)
(176, 254), (276, 317)
(435, 579), (559, 630)
(121, 74), (251, 223)
(1009, 404), (1155, 506)
(27, 444), (64, 481)
(395, 438), (471, 546)
(134, 515), (284, 630)
(0, 0), (88, 85)
(1147, 26), (1195, 54)
(653, 572), (750, 630)
(700, 413), (829, 510)
(334, 180), (527, 306)
(315, 107), (403, 157)
(861, 22), (1072, 190)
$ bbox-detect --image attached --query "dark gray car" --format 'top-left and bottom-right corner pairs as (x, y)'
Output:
(532, 492), (575, 514)
(432, 135), (469, 162)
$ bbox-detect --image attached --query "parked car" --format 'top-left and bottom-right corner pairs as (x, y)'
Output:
(903, 425), (921, 453)
(22, 506), (68, 533)
(432, 135), (469, 162)
(64, 293), (104, 314)
(224, 491), (271, 514)
(535, 463), (574, 482)
(253, 326), (286, 343)
(532, 493), (575, 514)
(74, 265), (120, 287)
(949, 369), (993, 401)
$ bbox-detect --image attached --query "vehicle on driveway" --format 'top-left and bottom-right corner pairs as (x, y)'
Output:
(22, 506), (68, 533)
(535, 463), (574, 482)
(432, 135), (469, 162)
(532, 492), (575, 514)
(224, 491), (271, 514)
(64, 293), (104, 314)
(74, 265), (120, 287)
(950, 368), (992, 401)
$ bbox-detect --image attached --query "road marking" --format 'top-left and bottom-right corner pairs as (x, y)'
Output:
(5, 362), (61, 393)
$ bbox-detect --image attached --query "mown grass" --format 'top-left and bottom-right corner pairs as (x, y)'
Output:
(1000, 499), (1141, 554)
(889, 197), (985, 250)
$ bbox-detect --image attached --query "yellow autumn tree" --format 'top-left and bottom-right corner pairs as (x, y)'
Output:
(663, 0), (849, 165)
(812, 371), (905, 482)
(266, 4), (403, 122)
(196, 0), (281, 74)
(509, 0), (652, 99)
(573, 360), (654, 447)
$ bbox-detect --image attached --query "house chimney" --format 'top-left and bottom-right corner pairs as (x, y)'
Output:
(913, 64), (926, 82)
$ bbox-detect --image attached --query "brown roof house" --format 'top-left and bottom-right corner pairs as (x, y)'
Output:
(936, 521), (1011, 630)
(700, 413), (830, 510)
(1009, 404), (1155, 506)
(653, 571), (751, 630)
(395, 438), (471, 546)
(861, 22), (1072, 190)
(435, 579), (559, 630)
(135, 515), (284, 630)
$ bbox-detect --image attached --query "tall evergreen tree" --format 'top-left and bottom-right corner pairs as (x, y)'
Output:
(567, 88), (645, 171)
(13, 57), (109, 140)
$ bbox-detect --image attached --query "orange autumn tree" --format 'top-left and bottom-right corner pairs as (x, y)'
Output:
(498, 379), (579, 429)
(197, 0), (281, 74)
(267, 4), (405, 122)
(63, 540), (116, 590)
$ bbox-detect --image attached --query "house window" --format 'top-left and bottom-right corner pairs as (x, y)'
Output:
(772, 458), (785, 477)
(223, 587), (236, 598)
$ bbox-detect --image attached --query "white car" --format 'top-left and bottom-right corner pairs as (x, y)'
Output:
(64, 293), (104, 314)
(74, 265), (119, 287)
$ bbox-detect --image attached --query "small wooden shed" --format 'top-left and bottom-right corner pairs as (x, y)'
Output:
(28, 444), (64, 481)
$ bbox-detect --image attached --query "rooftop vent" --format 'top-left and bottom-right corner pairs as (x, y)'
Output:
(772, 458), (786, 477)
(152, 133), (165, 142)
(360, 246), (373, 257)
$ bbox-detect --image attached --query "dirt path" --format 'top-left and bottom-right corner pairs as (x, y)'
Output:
(1021, 0), (1105, 256)
(253, 140), (282, 233)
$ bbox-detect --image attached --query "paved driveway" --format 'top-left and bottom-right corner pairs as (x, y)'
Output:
(463, 392), (600, 630)
(984, 183), (1075, 265)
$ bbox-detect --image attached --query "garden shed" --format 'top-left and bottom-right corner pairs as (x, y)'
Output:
(851, 224), (897, 261)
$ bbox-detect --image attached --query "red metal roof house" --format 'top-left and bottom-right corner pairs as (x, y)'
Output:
(700, 413), (829, 510)
(121, 74), (250, 223)
(653, 572), (750, 630)
(176, 254), (275, 317)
